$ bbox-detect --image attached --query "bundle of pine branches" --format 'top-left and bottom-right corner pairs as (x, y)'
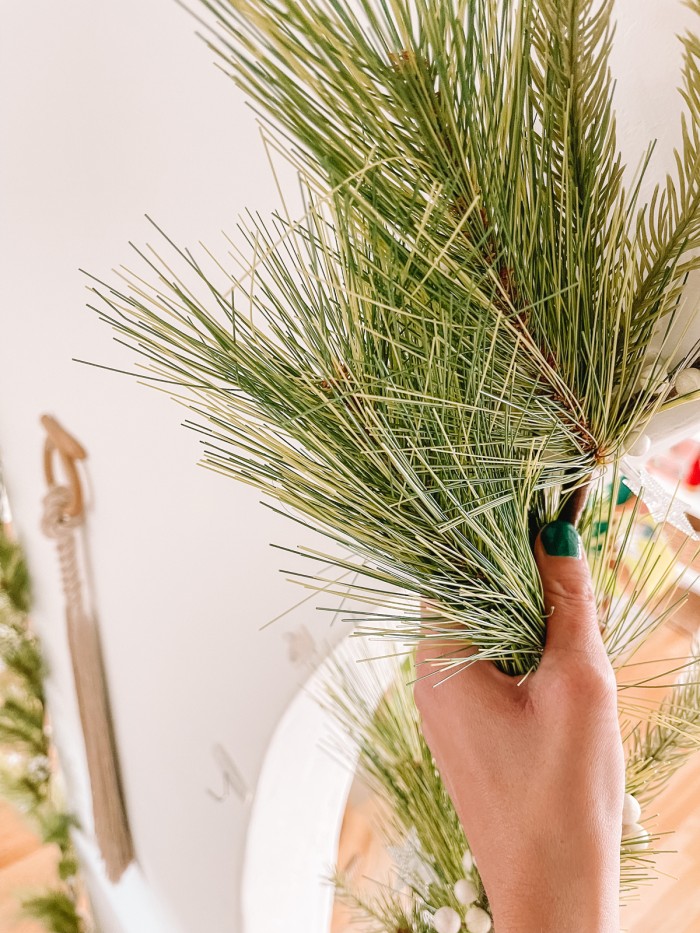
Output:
(89, 0), (700, 671)
(86, 0), (700, 912)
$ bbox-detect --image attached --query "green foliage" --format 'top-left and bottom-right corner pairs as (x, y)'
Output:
(21, 892), (86, 933)
(0, 524), (87, 933)
(625, 638), (700, 804)
(80, 1), (700, 922)
(324, 654), (468, 884)
(324, 654), (482, 929)
(88, 0), (700, 676)
(0, 532), (30, 615)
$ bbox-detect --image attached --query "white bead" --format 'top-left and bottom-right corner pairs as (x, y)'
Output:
(622, 793), (641, 825)
(624, 429), (651, 458)
(675, 367), (700, 396)
(465, 905), (492, 933)
(623, 822), (651, 851)
(433, 906), (462, 933)
(461, 849), (474, 872)
(636, 362), (667, 394)
(454, 878), (478, 905)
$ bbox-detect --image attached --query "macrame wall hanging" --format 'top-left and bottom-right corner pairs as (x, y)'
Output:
(40, 414), (133, 883)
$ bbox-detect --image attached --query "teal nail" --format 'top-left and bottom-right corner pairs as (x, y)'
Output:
(616, 479), (633, 505)
(541, 521), (582, 558)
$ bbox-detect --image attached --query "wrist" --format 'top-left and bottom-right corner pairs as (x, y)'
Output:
(485, 849), (620, 933)
(492, 894), (619, 933)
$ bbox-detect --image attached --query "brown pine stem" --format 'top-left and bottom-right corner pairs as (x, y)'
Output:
(558, 479), (592, 527)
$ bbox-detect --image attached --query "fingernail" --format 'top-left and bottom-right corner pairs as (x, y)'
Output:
(541, 521), (582, 558)
(616, 479), (633, 506)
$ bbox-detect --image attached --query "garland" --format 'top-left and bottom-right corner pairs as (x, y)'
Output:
(0, 526), (90, 933)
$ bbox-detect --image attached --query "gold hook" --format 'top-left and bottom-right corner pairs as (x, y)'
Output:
(41, 415), (88, 518)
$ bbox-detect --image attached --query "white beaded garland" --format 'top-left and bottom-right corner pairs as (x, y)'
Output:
(27, 754), (51, 784)
(675, 367), (700, 396)
(433, 905), (462, 933)
(465, 905), (492, 933)
(635, 362), (668, 394)
(622, 793), (641, 826)
(2, 750), (23, 769)
(454, 877), (478, 906)
(624, 822), (651, 851)
(623, 429), (652, 458)
(461, 849), (474, 873)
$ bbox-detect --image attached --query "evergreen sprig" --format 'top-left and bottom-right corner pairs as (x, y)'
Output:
(322, 653), (482, 929)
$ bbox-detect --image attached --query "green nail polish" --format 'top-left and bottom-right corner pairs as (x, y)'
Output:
(616, 479), (633, 506)
(541, 520), (582, 558)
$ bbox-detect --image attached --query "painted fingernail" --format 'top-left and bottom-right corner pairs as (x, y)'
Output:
(616, 479), (633, 505)
(541, 521), (582, 558)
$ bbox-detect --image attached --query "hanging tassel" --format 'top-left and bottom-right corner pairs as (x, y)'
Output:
(40, 416), (133, 883)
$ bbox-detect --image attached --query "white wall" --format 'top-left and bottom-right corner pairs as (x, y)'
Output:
(1, 1), (699, 931)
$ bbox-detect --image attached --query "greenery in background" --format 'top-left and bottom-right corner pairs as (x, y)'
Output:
(84, 0), (700, 923)
(625, 635), (700, 805)
(324, 653), (473, 930)
(0, 528), (88, 933)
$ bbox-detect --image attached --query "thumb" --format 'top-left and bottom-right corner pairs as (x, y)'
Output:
(534, 520), (603, 664)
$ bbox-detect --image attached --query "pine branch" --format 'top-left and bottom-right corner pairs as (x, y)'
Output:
(631, 5), (700, 328)
(87, 0), (700, 676)
(625, 639), (700, 804)
(322, 654), (487, 923)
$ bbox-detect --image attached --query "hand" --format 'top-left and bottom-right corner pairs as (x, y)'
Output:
(414, 521), (624, 933)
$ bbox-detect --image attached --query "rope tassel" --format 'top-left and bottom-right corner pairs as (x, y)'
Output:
(41, 418), (133, 883)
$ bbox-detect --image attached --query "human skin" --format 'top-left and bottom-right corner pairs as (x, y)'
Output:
(414, 521), (624, 933)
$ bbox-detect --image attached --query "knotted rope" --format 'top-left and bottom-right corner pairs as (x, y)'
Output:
(42, 484), (133, 882)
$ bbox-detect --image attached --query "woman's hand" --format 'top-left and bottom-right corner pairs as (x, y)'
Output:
(414, 521), (625, 933)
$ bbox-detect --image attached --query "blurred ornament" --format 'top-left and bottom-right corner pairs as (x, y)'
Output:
(27, 754), (52, 785)
(621, 459), (700, 539)
(623, 429), (652, 459)
(454, 878), (478, 906)
(465, 905), (492, 933)
(433, 906), (462, 933)
(624, 823), (651, 851)
(622, 793), (641, 825)
(387, 826), (437, 894)
(674, 367), (700, 396)
(635, 360), (669, 395)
